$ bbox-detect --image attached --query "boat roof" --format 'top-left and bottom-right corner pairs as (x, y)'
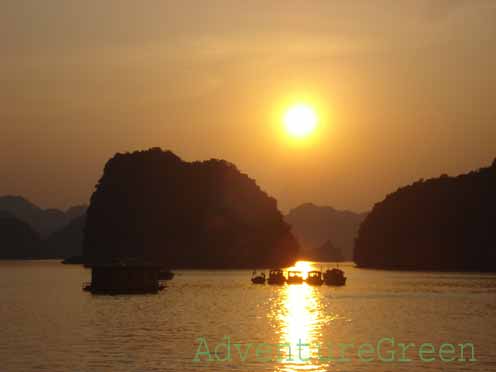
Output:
(88, 260), (163, 269)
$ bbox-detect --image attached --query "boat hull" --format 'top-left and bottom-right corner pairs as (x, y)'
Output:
(267, 277), (286, 285)
(83, 285), (165, 295)
(323, 269), (347, 286)
(251, 277), (265, 284)
(306, 278), (324, 286)
(287, 278), (304, 285)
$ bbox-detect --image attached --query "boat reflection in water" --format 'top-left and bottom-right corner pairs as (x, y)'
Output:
(269, 261), (333, 372)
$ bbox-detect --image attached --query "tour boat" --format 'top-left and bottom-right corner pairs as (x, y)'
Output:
(323, 268), (347, 286)
(267, 269), (286, 285)
(287, 270), (304, 285)
(83, 262), (166, 294)
(305, 270), (324, 286)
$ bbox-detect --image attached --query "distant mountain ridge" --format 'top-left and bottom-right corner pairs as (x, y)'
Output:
(0, 196), (87, 259)
(0, 195), (87, 238)
(285, 203), (367, 261)
(355, 158), (496, 271)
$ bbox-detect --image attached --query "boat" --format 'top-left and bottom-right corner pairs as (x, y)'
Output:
(83, 261), (166, 294)
(267, 269), (286, 285)
(251, 270), (266, 284)
(287, 270), (304, 285)
(159, 269), (175, 280)
(323, 268), (347, 286)
(305, 270), (323, 286)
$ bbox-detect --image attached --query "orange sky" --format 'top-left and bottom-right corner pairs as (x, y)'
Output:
(1, 1), (495, 212)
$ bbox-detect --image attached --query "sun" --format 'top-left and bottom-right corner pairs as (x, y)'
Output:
(283, 104), (318, 138)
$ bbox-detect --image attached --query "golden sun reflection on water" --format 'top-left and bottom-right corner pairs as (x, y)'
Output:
(270, 261), (333, 372)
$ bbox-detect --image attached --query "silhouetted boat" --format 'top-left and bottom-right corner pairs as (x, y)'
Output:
(159, 269), (175, 280)
(251, 270), (266, 284)
(83, 261), (166, 294)
(287, 270), (304, 285)
(267, 269), (286, 285)
(323, 268), (347, 286)
(305, 270), (323, 286)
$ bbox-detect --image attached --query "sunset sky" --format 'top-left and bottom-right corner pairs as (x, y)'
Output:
(2, 1), (496, 212)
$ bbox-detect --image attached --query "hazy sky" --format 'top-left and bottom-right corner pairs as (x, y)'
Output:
(1, 1), (496, 212)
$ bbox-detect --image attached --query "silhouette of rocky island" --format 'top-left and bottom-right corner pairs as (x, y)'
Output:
(0, 195), (87, 238)
(285, 203), (366, 261)
(83, 148), (299, 268)
(355, 159), (496, 271)
(0, 197), (87, 259)
(316, 240), (344, 262)
(290, 238), (345, 262)
(0, 211), (41, 259)
(46, 214), (86, 261)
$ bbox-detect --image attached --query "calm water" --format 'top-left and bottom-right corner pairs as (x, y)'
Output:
(0, 260), (495, 372)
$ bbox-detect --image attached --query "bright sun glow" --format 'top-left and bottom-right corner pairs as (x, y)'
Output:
(289, 260), (313, 279)
(283, 104), (318, 138)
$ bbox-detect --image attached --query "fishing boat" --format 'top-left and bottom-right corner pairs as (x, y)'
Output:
(267, 269), (286, 285)
(323, 268), (347, 286)
(287, 270), (304, 285)
(83, 261), (166, 294)
(251, 270), (266, 284)
(305, 270), (323, 286)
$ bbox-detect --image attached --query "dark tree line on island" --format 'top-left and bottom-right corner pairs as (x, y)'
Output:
(83, 148), (299, 268)
(355, 159), (496, 271)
